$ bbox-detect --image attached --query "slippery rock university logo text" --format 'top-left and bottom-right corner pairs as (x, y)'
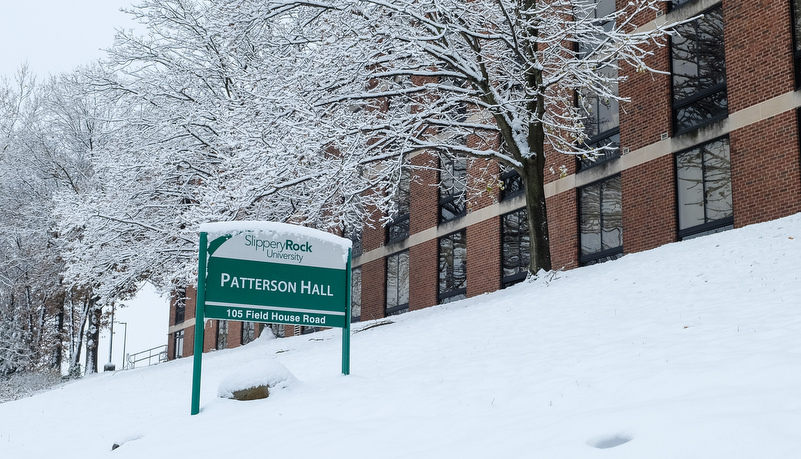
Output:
(244, 234), (313, 264)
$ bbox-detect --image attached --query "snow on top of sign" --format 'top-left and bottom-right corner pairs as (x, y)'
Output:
(200, 221), (352, 250)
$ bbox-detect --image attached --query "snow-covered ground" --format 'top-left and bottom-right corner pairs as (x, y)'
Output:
(2, 214), (800, 458)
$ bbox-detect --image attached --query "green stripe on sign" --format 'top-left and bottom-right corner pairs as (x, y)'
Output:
(206, 256), (348, 313)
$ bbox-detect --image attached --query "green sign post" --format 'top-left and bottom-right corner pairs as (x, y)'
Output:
(191, 222), (352, 415)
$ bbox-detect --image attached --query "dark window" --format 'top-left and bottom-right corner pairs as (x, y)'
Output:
(440, 75), (469, 124)
(241, 321), (255, 345)
(439, 155), (467, 223)
(671, 6), (727, 135)
(502, 209), (530, 287)
(676, 137), (733, 240)
(438, 230), (467, 303)
(579, 130), (620, 170)
(386, 250), (410, 315)
(670, 0), (695, 10)
(268, 323), (285, 338)
(301, 326), (319, 335)
(793, 0), (801, 87)
(578, 74), (618, 135)
(173, 330), (184, 359)
(386, 168), (411, 244)
(174, 288), (186, 324)
(216, 320), (228, 350)
(351, 267), (362, 322)
(499, 166), (524, 201)
(577, 0), (620, 170)
(580, 175), (623, 265)
(344, 225), (362, 258)
(576, 0), (616, 43)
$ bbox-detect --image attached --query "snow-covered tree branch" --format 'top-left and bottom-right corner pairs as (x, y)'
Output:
(235, 0), (681, 273)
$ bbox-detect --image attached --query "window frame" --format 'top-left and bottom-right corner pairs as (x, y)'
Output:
(351, 266), (362, 322)
(669, 5), (728, 135)
(439, 155), (467, 223)
(216, 320), (228, 350)
(792, 0), (801, 87)
(575, 0), (620, 171)
(669, 0), (694, 11)
(268, 323), (285, 338)
(386, 168), (411, 244)
(438, 230), (467, 304)
(501, 208), (530, 288)
(344, 225), (363, 258)
(241, 321), (256, 345)
(674, 136), (734, 240)
(174, 288), (186, 324)
(578, 128), (620, 171)
(499, 167), (525, 201)
(385, 250), (410, 316)
(578, 174), (624, 266)
(173, 330), (184, 359)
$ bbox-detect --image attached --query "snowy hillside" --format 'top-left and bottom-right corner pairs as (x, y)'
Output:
(1, 214), (800, 459)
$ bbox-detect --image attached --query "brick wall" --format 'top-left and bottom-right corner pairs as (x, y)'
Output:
(622, 154), (677, 253)
(227, 321), (242, 349)
(362, 204), (385, 253)
(410, 151), (439, 233)
(166, 330), (174, 359)
(725, 0), (794, 112)
(182, 326), (194, 357)
(547, 188), (579, 270)
(542, 112), (579, 270)
(204, 321), (216, 352)
(466, 217), (501, 296)
(410, 238), (438, 310)
(544, 149), (577, 186)
(618, 44), (671, 151)
(166, 289), (177, 359)
(170, 0), (801, 356)
(360, 258), (386, 321)
(465, 154), (502, 295)
(730, 111), (801, 226)
(466, 157), (500, 211)
(168, 286), (197, 359)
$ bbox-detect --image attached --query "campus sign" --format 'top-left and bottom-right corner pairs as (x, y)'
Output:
(191, 222), (353, 415)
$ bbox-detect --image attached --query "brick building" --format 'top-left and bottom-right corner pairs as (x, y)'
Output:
(167, 0), (801, 359)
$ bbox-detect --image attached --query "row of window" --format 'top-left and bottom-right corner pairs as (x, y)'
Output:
(383, 2), (729, 247)
(386, 154), (470, 244)
(378, 0), (736, 312)
(385, 158), (526, 247)
(578, 2), (727, 171)
(377, 134), (734, 316)
(172, 319), (260, 359)
(172, 1), (740, 353)
(381, 213), (530, 315)
(171, 140), (732, 356)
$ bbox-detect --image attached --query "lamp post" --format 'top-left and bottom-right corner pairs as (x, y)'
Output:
(117, 321), (128, 369)
(104, 307), (116, 372)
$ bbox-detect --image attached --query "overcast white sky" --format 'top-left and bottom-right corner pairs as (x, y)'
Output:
(0, 0), (137, 78)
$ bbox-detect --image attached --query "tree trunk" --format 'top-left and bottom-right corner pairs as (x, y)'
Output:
(54, 308), (64, 370)
(521, 154), (552, 275)
(84, 297), (101, 375)
(68, 296), (85, 378)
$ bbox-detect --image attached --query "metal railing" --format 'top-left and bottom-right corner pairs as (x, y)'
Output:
(125, 345), (168, 369)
